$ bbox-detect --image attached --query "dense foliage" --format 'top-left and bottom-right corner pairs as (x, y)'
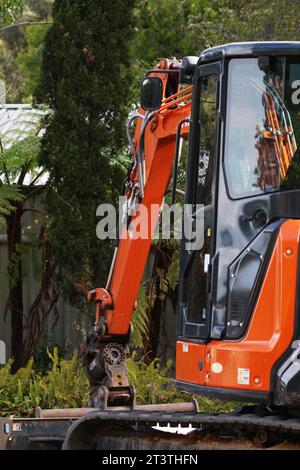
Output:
(2, 1), (300, 102)
(132, 0), (300, 69)
(0, 349), (89, 415)
(0, 0), (52, 102)
(0, 348), (237, 416)
(0, 0), (26, 24)
(36, 0), (135, 308)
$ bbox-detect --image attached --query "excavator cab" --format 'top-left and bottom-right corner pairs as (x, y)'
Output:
(176, 42), (300, 408)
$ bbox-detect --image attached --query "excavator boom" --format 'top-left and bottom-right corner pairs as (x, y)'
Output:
(83, 58), (193, 407)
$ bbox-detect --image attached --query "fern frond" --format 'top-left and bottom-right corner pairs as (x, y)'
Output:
(0, 106), (48, 183)
(165, 248), (180, 291)
(1, 135), (41, 177)
(0, 184), (23, 223)
(132, 284), (150, 349)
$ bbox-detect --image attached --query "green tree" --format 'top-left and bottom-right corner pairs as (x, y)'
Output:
(132, 1), (300, 67)
(16, 24), (49, 102)
(188, 0), (300, 49)
(132, 0), (198, 65)
(0, 1), (53, 103)
(37, 0), (136, 310)
(0, 0), (26, 24)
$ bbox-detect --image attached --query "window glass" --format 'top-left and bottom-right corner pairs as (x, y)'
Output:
(196, 75), (218, 204)
(224, 57), (300, 198)
(186, 74), (217, 324)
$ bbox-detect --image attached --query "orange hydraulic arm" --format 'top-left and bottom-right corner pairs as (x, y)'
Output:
(88, 60), (192, 338)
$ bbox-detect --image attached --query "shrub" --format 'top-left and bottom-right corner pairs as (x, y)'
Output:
(0, 348), (238, 416)
(127, 356), (189, 405)
(0, 349), (89, 416)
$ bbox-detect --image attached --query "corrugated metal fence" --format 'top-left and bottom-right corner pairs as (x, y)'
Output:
(0, 193), (92, 360)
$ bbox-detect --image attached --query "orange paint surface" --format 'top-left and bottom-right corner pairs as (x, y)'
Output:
(176, 219), (300, 393)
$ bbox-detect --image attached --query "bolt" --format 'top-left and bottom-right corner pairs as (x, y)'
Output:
(286, 248), (293, 255)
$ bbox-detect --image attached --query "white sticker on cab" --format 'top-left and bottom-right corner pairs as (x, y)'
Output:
(237, 368), (250, 385)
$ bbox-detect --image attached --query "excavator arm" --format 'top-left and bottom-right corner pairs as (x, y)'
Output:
(83, 59), (193, 407)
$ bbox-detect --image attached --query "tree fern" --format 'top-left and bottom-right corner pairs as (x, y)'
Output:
(131, 283), (150, 349)
(1, 134), (42, 178)
(0, 106), (47, 224)
(0, 105), (52, 370)
(0, 106), (47, 184)
(131, 244), (180, 352)
(0, 184), (23, 223)
(165, 245), (180, 291)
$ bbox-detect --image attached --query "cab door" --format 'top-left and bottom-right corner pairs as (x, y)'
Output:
(179, 62), (221, 340)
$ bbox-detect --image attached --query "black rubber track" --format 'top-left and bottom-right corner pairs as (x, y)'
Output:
(63, 407), (300, 449)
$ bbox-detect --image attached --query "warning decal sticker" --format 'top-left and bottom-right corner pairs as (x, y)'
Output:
(237, 368), (250, 385)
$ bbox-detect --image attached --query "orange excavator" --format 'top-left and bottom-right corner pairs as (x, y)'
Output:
(62, 42), (300, 448)
(5, 41), (300, 452)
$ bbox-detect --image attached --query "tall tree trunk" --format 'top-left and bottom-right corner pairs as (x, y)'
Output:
(149, 297), (162, 359)
(6, 208), (24, 373)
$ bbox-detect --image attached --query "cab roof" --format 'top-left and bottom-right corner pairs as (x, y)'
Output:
(199, 41), (300, 63)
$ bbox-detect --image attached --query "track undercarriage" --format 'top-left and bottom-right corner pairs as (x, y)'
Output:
(77, 327), (300, 450)
(61, 403), (300, 450)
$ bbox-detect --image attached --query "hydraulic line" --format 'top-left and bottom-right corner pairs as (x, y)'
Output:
(126, 111), (154, 199)
(126, 113), (144, 171)
(171, 118), (190, 205)
(138, 112), (153, 198)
